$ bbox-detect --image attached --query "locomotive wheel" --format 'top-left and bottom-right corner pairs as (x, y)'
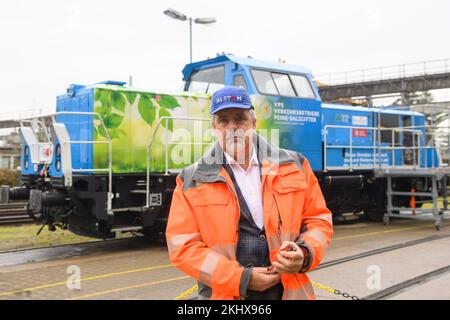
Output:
(362, 178), (387, 222)
(142, 226), (167, 245)
(364, 209), (385, 222)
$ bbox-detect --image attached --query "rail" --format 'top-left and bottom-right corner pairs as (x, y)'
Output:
(323, 124), (450, 172)
(145, 116), (212, 208)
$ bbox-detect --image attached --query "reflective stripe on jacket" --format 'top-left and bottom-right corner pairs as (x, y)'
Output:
(166, 133), (333, 300)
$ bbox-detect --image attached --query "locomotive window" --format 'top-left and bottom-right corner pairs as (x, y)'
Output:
(233, 75), (248, 91)
(402, 116), (413, 147)
(379, 114), (400, 144)
(188, 65), (225, 93)
(251, 69), (278, 95)
(251, 69), (316, 99)
(290, 74), (316, 99)
(272, 72), (296, 97)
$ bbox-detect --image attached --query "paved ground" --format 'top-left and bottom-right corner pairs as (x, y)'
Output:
(0, 218), (449, 300)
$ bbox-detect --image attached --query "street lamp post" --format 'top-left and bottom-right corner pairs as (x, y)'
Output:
(163, 8), (216, 63)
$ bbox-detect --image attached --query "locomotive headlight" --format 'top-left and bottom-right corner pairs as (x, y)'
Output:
(56, 144), (61, 157)
(24, 159), (29, 169)
(56, 159), (61, 171)
(24, 146), (29, 157)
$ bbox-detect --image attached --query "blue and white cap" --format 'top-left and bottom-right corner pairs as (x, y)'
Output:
(210, 86), (253, 115)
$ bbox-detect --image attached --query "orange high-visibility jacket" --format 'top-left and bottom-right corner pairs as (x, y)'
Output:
(166, 134), (333, 300)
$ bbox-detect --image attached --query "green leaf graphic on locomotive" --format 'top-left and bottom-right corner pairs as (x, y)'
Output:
(108, 128), (126, 139)
(138, 95), (156, 125)
(103, 113), (123, 129)
(159, 108), (174, 131)
(123, 91), (137, 105)
(155, 94), (180, 109)
(111, 91), (126, 112)
(97, 125), (107, 138)
(94, 88), (106, 101)
(94, 105), (110, 118)
(93, 127), (98, 140)
(94, 91), (112, 115)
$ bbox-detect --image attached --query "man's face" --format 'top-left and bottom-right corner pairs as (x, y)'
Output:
(212, 108), (256, 160)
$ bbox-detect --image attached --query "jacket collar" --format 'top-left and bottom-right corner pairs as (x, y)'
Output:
(192, 132), (295, 183)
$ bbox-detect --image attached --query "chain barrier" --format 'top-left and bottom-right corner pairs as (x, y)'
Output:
(310, 280), (360, 300)
(174, 281), (359, 300)
(174, 284), (198, 300)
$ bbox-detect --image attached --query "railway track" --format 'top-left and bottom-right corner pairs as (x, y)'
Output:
(314, 232), (450, 300)
(316, 234), (450, 270)
(0, 236), (141, 255)
(362, 264), (450, 300)
(0, 235), (155, 268)
(0, 202), (34, 226)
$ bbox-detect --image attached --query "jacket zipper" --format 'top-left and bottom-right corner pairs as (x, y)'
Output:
(273, 193), (283, 237)
(261, 164), (281, 235)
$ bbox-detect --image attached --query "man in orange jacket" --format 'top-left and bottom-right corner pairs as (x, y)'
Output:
(166, 86), (333, 300)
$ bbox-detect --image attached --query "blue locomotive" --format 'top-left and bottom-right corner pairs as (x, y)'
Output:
(1, 54), (443, 238)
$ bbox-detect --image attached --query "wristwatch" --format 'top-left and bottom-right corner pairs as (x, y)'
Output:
(296, 240), (312, 273)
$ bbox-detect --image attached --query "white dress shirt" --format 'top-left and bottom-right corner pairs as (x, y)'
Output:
(224, 148), (264, 230)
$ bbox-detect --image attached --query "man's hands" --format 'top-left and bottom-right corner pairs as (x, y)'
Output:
(247, 241), (306, 292)
(271, 241), (304, 274)
(248, 267), (281, 292)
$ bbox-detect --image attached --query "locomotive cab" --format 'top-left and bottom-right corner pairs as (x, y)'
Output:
(182, 54), (324, 171)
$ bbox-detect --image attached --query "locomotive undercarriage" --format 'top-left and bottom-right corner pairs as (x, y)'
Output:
(3, 168), (445, 239)
(3, 173), (176, 239)
(318, 170), (438, 221)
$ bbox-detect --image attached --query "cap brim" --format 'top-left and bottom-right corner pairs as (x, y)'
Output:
(210, 104), (253, 115)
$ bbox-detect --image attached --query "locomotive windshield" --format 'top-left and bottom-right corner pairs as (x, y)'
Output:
(187, 65), (225, 93)
(250, 69), (316, 99)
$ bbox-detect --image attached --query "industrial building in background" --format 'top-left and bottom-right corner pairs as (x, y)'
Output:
(0, 132), (20, 170)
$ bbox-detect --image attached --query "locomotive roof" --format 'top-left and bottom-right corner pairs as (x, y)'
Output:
(182, 54), (313, 81)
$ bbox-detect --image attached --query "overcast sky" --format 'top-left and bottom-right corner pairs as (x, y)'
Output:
(1, 0), (449, 114)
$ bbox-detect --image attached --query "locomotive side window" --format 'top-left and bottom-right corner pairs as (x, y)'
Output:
(188, 65), (225, 93)
(250, 69), (316, 99)
(380, 114), (400, 145)
(272, 72), (296, 97)
(402, 116), (413, 147)
(290, 74), (316, 99)
(251, 69), (278, 95)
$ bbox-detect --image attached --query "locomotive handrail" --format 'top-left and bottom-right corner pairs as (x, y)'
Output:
(145, 116), (212, 208)
(51, 111), (114, 215)
(18, 118), (53, 143)
(324, 124), (450, 171)
(323, 125), (429, 171)
(16, 111), (114, 214)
